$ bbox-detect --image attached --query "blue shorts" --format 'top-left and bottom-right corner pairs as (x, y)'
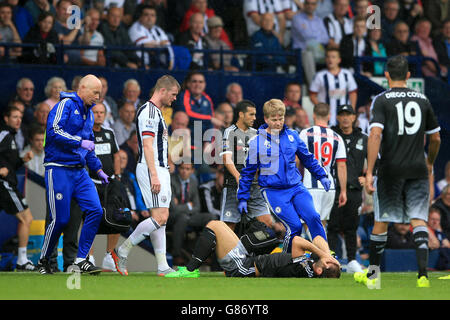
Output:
(260, 183), (326, 251)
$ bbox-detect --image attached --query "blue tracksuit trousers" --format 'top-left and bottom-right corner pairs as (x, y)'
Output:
(261, 183), (327, 252)
(40, 166), (103, 260)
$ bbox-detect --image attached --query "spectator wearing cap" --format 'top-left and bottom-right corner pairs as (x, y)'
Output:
(204, 16), (238, 72)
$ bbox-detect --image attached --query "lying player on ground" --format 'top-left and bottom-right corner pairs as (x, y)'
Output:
(164, 220), (341, 278)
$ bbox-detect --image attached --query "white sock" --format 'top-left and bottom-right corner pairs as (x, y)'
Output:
(89, 255), (96, 266)
(119, 217), (160, 257)
(150, 225), (170, 270)
(75, 257), (85, 264)
(17, 247), (28, 265)
(118, 238), (133, 258)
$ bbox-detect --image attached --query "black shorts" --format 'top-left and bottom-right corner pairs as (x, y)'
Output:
(374, 177), (429, 223)
(0, 179), (28, 215)
(218, 241), (256, 277)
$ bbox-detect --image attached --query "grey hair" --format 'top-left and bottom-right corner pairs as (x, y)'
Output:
(226, 82), (242, 95)
(44, 77), (67, 98)
(16, 77), (33, 90)
(123, 79), (141, 91)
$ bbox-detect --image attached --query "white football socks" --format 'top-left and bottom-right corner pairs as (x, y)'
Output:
(17, 247), (28, 265)
(150, 225), (170, 271)
(119, 217), (160, 258)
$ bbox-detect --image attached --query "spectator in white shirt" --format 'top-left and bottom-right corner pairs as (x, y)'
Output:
(323, 0), (353, 47)
(128, 5), (174, 69)
(78, 8), (106, 66)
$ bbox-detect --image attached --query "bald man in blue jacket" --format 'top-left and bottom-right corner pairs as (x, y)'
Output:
(38, 75), (110, 275)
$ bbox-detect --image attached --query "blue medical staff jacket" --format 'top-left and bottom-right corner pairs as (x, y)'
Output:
(237, 124), (327, 201)
(44, 91), (102, 172)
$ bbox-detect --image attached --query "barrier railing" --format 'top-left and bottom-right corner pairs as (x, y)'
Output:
(354, 55), (444, 82)
(0, 42), (303, 80)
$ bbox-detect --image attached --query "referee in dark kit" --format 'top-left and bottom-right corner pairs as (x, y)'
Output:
(327, 104), (368, 274)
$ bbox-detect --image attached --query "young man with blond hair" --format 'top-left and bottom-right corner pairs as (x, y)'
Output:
(112, 75), (181, 276)
(237, 99), (333, 255)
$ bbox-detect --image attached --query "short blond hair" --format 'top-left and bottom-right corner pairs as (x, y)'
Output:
(263, 99), (285, 118)
(154, 75), (180, 92)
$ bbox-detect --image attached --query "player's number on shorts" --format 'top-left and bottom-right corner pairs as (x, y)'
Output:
(395, 101), (421, 135)
(313, 141), (333, 166)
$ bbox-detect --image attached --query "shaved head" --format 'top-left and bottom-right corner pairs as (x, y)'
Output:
(79, 74), (102, 88)
(77, 74), (102, 106)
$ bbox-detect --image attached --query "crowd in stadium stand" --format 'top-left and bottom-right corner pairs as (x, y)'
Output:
(1, 0), (450, 270)
(0, 0), (448, 77)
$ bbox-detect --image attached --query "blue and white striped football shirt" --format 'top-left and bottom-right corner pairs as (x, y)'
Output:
(136, 101), (169, 169)
(299, 125), (346, 190)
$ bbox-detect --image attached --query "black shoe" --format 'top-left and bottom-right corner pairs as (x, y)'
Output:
(37, 258), (54, 275)
(16, 261), (37, 272)
(73, 259), (102, 275)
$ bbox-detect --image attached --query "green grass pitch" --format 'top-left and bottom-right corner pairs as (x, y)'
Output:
(1, 271), (450, 300)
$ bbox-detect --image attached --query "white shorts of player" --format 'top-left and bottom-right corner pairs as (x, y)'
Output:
(308, 189), (336, 221)
(136, 163), (171, 209)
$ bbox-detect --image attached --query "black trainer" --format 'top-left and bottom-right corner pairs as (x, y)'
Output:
(37, 258), (54, 275)
(16, 261), (38, 272)
(73, 259), (102, 275)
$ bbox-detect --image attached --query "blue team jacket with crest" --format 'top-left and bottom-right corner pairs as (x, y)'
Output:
(44, 91), (101, 172)
(237, 124), (327, 201)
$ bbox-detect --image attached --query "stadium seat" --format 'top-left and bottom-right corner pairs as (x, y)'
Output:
(172, 46), (192, 70)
